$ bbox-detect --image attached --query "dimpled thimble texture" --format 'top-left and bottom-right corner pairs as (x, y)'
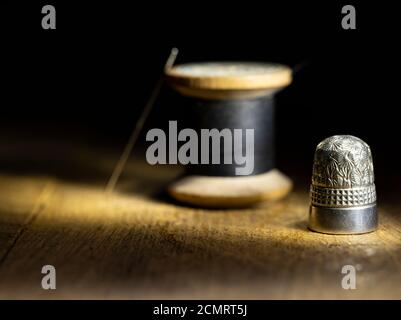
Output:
(309, 135), (378, 234)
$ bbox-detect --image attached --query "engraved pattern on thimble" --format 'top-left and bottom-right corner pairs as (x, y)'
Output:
(310, 135), (376, 208)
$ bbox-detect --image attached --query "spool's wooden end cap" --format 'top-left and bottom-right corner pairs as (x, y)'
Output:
(168, 169), (292, 208)
(165, 62), (292, 99)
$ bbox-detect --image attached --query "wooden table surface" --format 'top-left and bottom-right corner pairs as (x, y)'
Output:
(0, 139), (400, 299)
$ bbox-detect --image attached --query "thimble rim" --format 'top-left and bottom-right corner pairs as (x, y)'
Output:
(309, 204), (378, 235)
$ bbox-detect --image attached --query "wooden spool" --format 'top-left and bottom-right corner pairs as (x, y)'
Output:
(165, 62), (293, 207)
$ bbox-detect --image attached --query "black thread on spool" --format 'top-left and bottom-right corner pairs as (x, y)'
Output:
(175, 95), (275, 176)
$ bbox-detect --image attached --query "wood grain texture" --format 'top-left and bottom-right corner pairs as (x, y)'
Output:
(0, 143), (400, 299)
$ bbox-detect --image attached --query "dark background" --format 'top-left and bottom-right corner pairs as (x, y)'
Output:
(0, 1), (400, 189)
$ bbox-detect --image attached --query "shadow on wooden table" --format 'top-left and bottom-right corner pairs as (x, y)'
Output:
(0, 137), (401, 299)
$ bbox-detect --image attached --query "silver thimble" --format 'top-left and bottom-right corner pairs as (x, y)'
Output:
(309, 135), (378, 234)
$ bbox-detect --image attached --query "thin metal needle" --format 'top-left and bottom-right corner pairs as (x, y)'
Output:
(105, 48), (179, 194)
